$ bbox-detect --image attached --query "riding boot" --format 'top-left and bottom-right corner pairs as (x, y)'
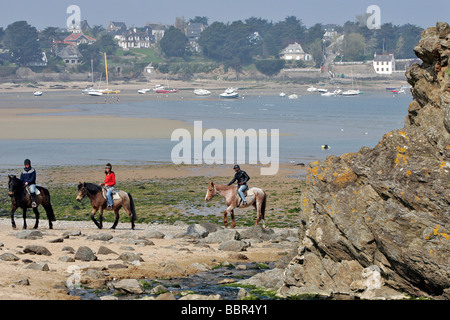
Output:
(31, 193), (37, 208)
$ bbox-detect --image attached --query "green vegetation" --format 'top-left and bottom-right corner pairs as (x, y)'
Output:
(0, 172), (306, 228)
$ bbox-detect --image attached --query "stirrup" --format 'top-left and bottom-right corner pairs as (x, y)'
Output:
(31, 202), (37, 208)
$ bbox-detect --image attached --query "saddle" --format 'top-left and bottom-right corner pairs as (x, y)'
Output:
(25, 187), (41, 196)
(236, 187), (255, 207)
(102, 188), (121, 200)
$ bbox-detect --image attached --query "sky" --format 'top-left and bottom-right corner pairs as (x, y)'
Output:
(0, 0), (447, 30)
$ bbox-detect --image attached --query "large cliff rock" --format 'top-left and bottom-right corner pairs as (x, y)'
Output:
(280, 22), (450, 300)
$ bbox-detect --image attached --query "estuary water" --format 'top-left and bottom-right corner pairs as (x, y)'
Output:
(0, 90), (411, 168)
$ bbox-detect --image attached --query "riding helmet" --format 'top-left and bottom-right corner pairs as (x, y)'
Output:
(233, 165), (240, 169)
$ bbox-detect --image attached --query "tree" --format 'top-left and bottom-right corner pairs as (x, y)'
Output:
(160, 26), (188, 58)
(343, 33), (366, 61)
(189, 16), (209, 26)
(5, 21), (41, 66)
(254, 59), (285, 76)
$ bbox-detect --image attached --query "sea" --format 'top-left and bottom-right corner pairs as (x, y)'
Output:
(0, 90), (412, 168)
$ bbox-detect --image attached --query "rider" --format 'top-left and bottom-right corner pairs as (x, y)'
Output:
(227, 165), (250, 206)
(20, 159), (37, 208)
(101, 163), (116, 210)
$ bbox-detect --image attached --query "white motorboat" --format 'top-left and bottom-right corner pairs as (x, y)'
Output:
(307, 86), (317, 92)
(317, 88), (328, 93)
(33, 91), (43, 96)
(153, 84), (165, 91)
(194, 89), (211, 96)
(288, 94), (299, 99)
(321, 91), (336, 97)
(138, 89), (151, 94)
(342, 89), (360, 96)
(87, 90), (103, 96)
(220, 88), (239, 99)
(279, 92), (286, 97)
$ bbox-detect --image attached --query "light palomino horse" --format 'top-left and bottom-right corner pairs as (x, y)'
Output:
(205, 182), (267, 228)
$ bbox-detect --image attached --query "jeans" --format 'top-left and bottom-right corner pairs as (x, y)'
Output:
(238, 184), (248, 203)
(28, 184), (36, 194)
(106, 187), (114, 207)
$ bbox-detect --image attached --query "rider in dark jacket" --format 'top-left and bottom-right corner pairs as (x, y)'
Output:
(227, 165), (250, 206)
(20, 159), (37, 207)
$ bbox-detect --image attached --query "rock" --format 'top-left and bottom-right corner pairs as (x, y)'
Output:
(62, 246), (75, 254)
(62, 230), (82, 237)
(238, 268), (285, 290)
(87, 233), (113, 241)
(15, 278), (30, 286)
(25, 262), (49, 271)
(113, 279), (144, 294)
(118, 252), (144, 262)
(23, 245), (52, 256)
(185, 224), (209, 238)
(74, 246), (97, 261)
(282, 23), (450, 300)
(205, 229), (241, 243)
(143, 230), (165, 239)
(187, 262), (211, 273)
(239, 225), (276, 241)
(150, 285), (169, 294)
(179, 294), (221, 300)
(155, 292), (176, 300)
(84, 269), (106, 280)
(59, 256), (75, 262)
(15, 230), (43, 240)
(108, 263), (128, 269)
(97, 246), (117, 255)
(162, 260), (185, 276)
(218, 240), (250, 252)
(0, 253), (20, 261)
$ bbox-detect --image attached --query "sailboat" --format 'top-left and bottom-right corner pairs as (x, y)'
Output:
(87, 53), (120, 96)
(156, 76), (178, 93)
(342, 69), (361, 96)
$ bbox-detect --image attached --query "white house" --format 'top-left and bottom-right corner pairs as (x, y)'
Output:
(280, 42), (312, 61)
(373, 53), (396, 74)
(116, 27), (152, 49)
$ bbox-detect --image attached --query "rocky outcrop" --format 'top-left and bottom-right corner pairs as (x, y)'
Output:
(281, 22), (450, 300)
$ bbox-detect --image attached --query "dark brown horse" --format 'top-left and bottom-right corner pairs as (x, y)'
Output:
(76, 182), (137, 229)
(205, 182), (267, 228)
(8, 175), (56, 229)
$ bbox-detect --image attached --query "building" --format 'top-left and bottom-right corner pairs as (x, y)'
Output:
(63, 33), (96, 46)
(280, 42), (312, 61)
(373, 53), (395, 74)
(116, 27), (152, 49)
(26, 52), (48, 67)
(56, 45), (83, 66)
(107, 21), (127, 34)
(186, 23), (205, 52)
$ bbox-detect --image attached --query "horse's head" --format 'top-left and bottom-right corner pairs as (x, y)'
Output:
(8, 175), (22, 197)
(76, 182), (86, 201)
(205, 182), (216, 202)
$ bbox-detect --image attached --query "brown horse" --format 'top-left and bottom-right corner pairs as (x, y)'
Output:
(205, 182), (267, 228)
(8, 175), (56, 229)
(76, 182), (137, 230)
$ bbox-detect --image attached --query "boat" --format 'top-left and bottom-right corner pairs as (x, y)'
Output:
(87, 53), (120, 96)
(341, 89), (360, 96)
(321, 91), (336, 97)
(194, 89), (211, 96)
(156, 88), (178, 94)
(220, 88), (239, 99)
(33, 91), (43, 96)
(138, 89), (151, 94)
(288, 94), (299, 99)
(392, 88), (406, 94)
(279, 92), (286, 97)
(317, 88), (328, 93)
(153, 85), (165, 91)
(307, 86), (318, 92)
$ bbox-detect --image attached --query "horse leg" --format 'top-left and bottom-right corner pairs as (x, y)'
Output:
(22, 207), (27, 229)
(32, 207), (40, 229)
(91, 208), (102, 229)
(11, 207), (17, 229)
(230, 209), (236, 229)
(223, 210), (228, 228)
(111, 209), (120, 229)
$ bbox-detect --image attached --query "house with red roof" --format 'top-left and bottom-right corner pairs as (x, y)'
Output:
(63, 33), (96, 46)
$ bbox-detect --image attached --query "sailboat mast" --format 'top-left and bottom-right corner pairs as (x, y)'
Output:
(104, 52), (109, 90)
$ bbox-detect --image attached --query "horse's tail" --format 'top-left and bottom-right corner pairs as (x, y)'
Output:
(128, 193), (137, 221)
(260, 191), (267, 220)
(41, 188), (56, 222)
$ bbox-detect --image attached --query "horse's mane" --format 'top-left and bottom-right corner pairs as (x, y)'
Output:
(84, 182), (102, 194)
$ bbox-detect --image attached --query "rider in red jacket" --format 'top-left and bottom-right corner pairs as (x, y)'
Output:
(101, 163), (116, 209)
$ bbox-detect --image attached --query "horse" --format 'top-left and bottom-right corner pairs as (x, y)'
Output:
(76, 182), (137, 230)
(7, 175), (56, 230)
(205, 182), (267, 229)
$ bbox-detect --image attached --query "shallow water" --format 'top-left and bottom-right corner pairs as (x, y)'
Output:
(70, 262), (278, 300)
(0, 91), (411, 167)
